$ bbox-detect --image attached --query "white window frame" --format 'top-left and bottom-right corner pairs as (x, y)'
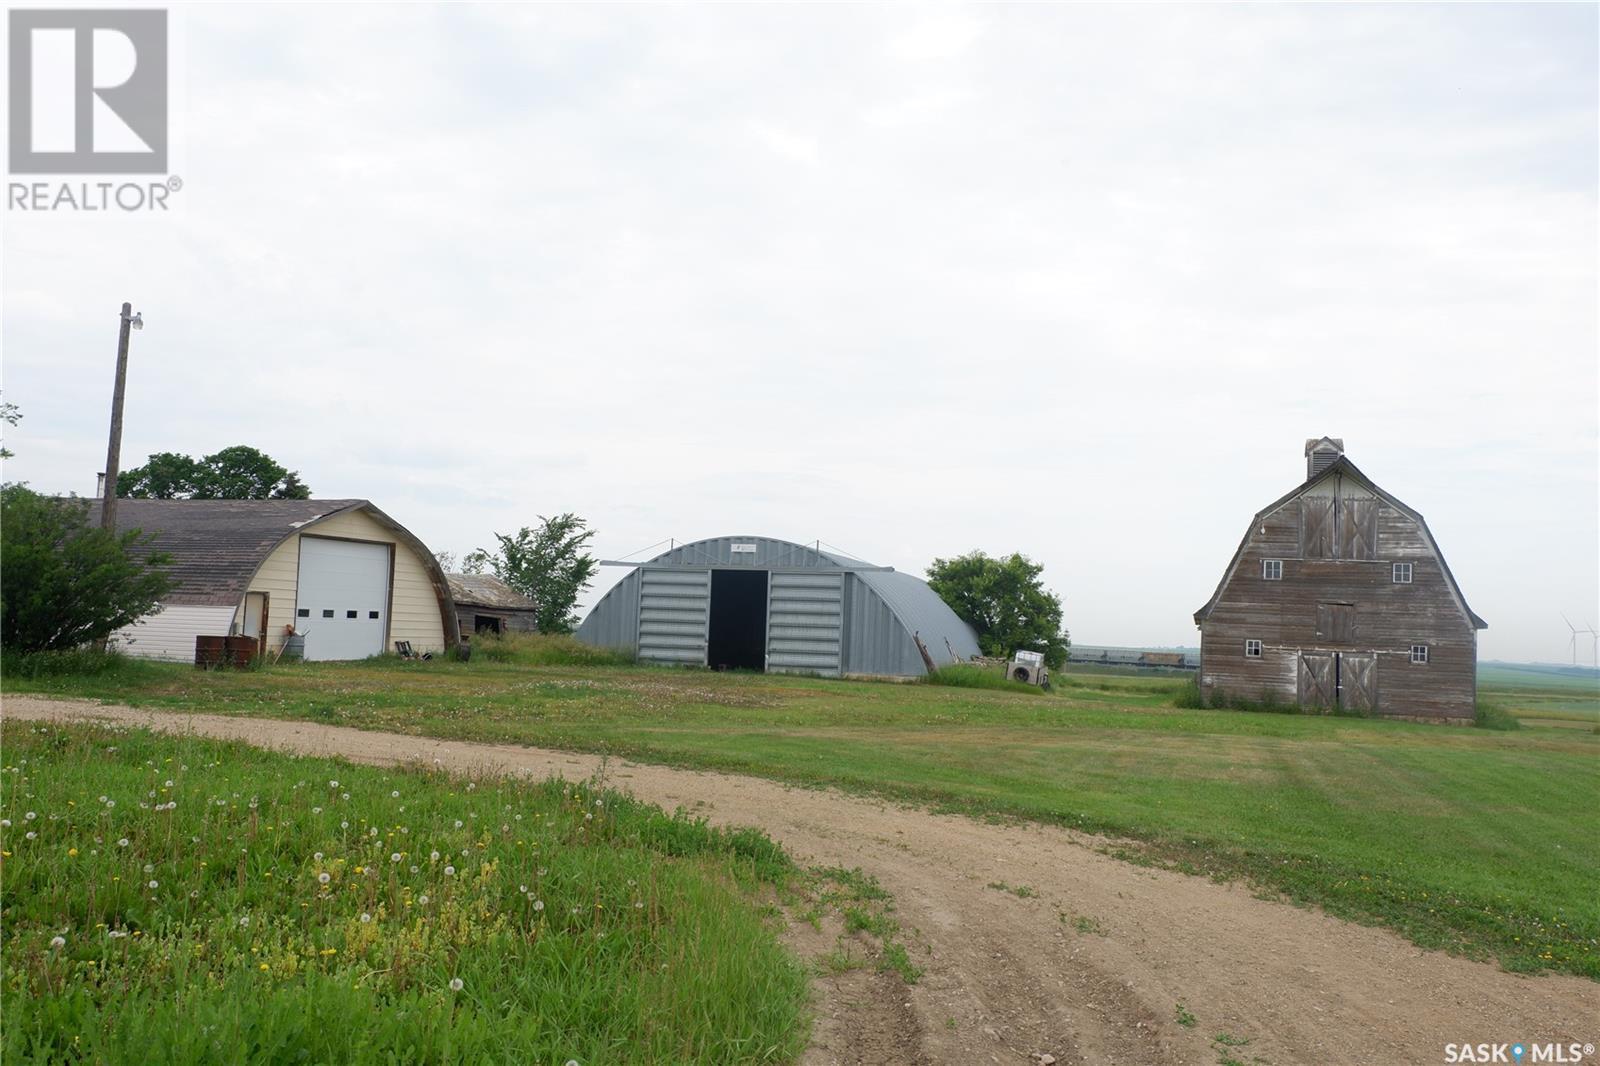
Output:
(1262, 559), (1283, 581)
(1244, 639), (1263, 659)
(1410, 644), (1429, 664)
(1393, 562), (1413, 584)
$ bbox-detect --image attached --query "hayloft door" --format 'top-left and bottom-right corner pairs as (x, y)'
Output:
(1339, 653), (1377, 714)
(1297, 652), (1335, 711)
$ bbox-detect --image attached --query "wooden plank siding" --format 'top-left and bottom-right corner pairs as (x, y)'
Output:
(1198, 468), (1479, 721)
(244, 508), (447, 657)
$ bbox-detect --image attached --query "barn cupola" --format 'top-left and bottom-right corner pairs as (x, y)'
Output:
(1304, 437), (1345, 480)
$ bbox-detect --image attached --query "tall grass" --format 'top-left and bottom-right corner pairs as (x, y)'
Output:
(0, 722), (806, 1064)
(470, 631), (636, 668)
(922, 664), (1044, 694)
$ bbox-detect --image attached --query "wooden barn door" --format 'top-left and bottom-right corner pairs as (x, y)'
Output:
(1300, 497), (1336, 558)
(1339, 653), (1377, 714)
(1341, 499), (1378, 561)
(1297, 653), (1335, 711)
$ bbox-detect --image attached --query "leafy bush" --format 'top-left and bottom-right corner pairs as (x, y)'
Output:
(923, 663), (1044, 694)
(1474, 700), (1522, 731)
(0, 486), (174, 653)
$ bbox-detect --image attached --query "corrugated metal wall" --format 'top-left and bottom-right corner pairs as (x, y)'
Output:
(767, 572), (843, 675)
(637, 569), (709, 664)
(576, 536), (981, 678)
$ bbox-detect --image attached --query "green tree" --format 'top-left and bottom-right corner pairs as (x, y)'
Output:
(1, 485), (174, 652)
(116, 451), (202, 499)
(926, 551), (1070, 668)
(0, 395), (20, 460)
(118, 446), (311, 500)
(470, 514), (598, 634)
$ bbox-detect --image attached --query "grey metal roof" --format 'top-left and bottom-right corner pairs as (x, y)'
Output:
(446, 573), (536, 611)
(578, 535), (980, 676)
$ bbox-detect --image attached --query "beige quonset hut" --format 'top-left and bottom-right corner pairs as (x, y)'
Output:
(1193, 439), (1486, 721)
(107, 498), (458, 661)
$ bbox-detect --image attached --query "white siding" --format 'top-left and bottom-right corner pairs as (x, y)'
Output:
(243, 507), (446, 657)
(111, 605), (237, 662)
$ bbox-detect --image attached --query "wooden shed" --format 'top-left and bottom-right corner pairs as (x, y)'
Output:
(1192, 439), (1486, 721)
(446, 573), (539, 635)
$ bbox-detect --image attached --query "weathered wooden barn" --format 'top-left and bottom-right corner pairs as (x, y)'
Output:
(447, 573), (539, 635)
(105, 498), (458, 662)
(1193, 439), (1486, 721)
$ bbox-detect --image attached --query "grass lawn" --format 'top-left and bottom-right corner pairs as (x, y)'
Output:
(0, 719), (807, 1064)
(9, 640), (1600, 980)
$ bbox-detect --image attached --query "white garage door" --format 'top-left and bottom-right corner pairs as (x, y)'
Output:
(296, 537), (391, 661)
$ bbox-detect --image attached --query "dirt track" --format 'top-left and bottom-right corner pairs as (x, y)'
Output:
(7, 696), (1596, 1065)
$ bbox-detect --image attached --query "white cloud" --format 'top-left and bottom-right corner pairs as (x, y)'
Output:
(2, 3), (1594, 662)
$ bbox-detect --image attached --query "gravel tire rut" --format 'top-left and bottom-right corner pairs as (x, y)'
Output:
(7, 696), (1596, 1066)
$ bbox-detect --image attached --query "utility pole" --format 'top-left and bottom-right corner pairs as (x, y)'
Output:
(99, 302), (139, 531)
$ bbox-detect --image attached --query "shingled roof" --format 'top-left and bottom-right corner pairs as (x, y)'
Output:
(100, 498), (366, 607)
(446, 573), (537, 611)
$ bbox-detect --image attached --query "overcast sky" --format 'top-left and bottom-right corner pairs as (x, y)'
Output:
(4, 3), (1596, 663)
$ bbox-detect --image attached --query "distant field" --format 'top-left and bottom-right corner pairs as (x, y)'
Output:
(9, 641), (1599, 980)
(0, 720), (806, 1064)
(1477, 663), (1600, 730)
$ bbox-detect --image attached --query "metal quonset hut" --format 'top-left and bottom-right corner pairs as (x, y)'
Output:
(575, 536), (980, 678)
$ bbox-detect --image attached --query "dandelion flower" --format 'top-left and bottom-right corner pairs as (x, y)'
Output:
(312, 807), (322, 815)
(418, 895), (429, 905)
(340, 821), (349, 829)
(448, 977), (464, 991)
(390, 853), (401, 863)
(430, 850), (440, 861)
(143, 863), (154, 873)
(533, 900), (544, 912)
(148, 880), (159, 889)
(444, 865), (456, 876)
(0, 819), (9, 828)
(313, 852), (324, 862)
(391, 791), (400, 799)
(239, 916), (250, 927)
(105, 799), (115, 808)
(318, 872), (331, 885)
(329, 780), (339, 789)
(25, 811), (36, 821)
(26, 831), (37, 840)
(49, 936), (65, 949)
(117, 838), (129, 848)
(359, 913), (372, 924)
(453, 820), (464, 829)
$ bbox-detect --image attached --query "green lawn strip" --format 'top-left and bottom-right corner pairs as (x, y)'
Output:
(0, 720), (808, 1064)
(8, 652), (1599, 980)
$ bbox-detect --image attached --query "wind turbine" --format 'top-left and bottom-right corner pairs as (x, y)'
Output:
(1587, 621), (1600, 669)
(1563, 614), (1580, 666)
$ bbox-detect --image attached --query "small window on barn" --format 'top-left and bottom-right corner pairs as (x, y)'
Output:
(1262, 559), (1283, 581)
(346, 610), (358, 619)
(297, 608), (310, 618)
(1410, 645), (1429, 664)
(322, 609), (334, 618)
(1393, 562), (1413, 584)
(369, 611), (380, 619)
(1245, 639), (1263, 658)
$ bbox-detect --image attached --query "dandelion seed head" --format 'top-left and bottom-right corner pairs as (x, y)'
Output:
(448, 977), (464, 991)
(49, 936), (65, 949)
(359, 913), (372, 923)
